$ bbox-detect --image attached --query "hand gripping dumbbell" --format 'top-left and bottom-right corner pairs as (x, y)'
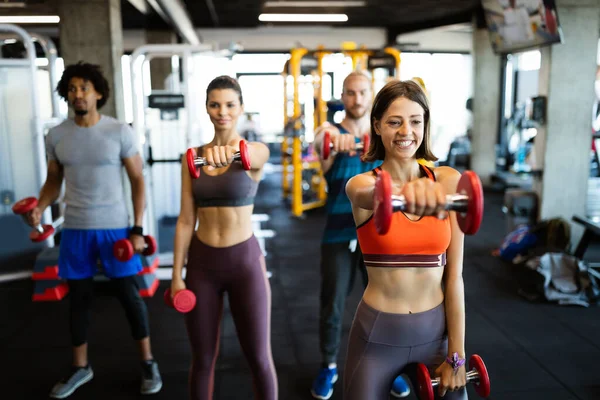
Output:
(113, 235), (157, 262)
(373, 169), (484, 235)
(11, 197), (63, 242)
(186, 140), (251, 179)
(321, 130), (370, 160)
(164, 288), (197, 313)
(416, 354), (491, 400)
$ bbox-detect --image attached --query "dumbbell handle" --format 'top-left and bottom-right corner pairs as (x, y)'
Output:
(137, 242), (153, 252)
(431, 369), (480, 387)
(192, 151), (242, 167)
(391, 194), (469, 213)
(326, 141), (365, 151)
(124, 240), (150, 251)
(33, 215), (64, 234)
(121, 236), (155, 250)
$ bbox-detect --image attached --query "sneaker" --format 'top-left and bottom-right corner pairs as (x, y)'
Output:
(140, 360), (162, 395)
(49, 365), (94, 399)
(311, 366), (338, 400)
(390, 375), (410, 398)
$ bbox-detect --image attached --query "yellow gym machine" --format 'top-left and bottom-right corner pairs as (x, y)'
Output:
(281, 45), (402, 217)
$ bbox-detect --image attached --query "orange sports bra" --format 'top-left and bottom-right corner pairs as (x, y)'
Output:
(356, 165), (451, 268)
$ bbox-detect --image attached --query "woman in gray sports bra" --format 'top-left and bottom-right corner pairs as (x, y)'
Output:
(170, 76), (277, 400)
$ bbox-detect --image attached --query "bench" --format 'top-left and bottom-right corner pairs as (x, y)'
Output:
(572, 215), (600, 279)
(572, 215), (600, 259)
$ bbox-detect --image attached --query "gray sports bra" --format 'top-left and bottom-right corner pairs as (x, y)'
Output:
(191, 146), (258, 208)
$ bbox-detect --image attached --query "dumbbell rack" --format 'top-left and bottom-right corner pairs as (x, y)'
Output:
(31, 247), (160, 301)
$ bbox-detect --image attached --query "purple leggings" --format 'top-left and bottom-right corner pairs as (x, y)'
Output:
(343, 300), (468, 400)
(184, 235), (278, 400)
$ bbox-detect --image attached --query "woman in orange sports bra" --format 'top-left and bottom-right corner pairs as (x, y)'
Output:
(344, 80), (468, 399)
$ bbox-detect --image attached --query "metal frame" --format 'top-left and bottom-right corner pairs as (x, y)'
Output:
(0, 24), (52, 243)
(29, 32), (61, 119)
(0, 31), (61, 119)
(130, 44), (214, 152)
(282, 46), (402, 217)
(281, 47), (326, 217)
(129, 44), (215, 252)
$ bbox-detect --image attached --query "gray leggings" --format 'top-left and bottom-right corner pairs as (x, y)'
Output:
(343, 300), (468, 400)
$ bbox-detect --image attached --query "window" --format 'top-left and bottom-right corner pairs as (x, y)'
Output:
(238, 74), (285, 142)
(399, 52), (473, 161)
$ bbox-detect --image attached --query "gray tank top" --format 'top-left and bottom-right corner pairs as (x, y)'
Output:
(192, 146), (259, 208)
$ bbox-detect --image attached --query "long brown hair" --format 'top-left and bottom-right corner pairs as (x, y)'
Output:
(362, 79), (437, 162)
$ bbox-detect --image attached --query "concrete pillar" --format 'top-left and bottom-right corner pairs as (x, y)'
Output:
(58, 0), (125, 120)
(145, 30), (177, 91)
(532, 0), (600, 242)
(471, 24), (502, 185)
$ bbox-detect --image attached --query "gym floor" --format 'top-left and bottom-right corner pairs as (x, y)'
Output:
(1, 167), (600, 400)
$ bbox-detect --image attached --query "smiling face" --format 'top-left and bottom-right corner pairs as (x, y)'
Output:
(362, 80), (436, 163)
(374, 97), (425, 160)
(206, 88), (244, 131)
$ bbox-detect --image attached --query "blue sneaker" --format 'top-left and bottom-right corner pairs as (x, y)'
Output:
(391, 375), (410, 398)
(311, 366), (338, 399)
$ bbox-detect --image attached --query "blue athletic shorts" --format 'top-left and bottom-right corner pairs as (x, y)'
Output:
(58, 228), (143, 280)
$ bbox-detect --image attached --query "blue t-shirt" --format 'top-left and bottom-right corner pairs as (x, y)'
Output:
(322, 124), (382, 244)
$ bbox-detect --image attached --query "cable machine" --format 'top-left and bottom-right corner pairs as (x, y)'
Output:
(281, 45), (401, 217)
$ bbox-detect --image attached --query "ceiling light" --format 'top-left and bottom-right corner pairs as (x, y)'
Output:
(259, 13), (348, 22)
(0, 2), (26, 7)
(0, 16), (60, 24)
(265, 1), (365, 6)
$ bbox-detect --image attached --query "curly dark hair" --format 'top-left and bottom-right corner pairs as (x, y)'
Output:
(56, 62), (110, 109)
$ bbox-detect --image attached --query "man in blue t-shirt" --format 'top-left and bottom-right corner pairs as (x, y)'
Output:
(309, 71), (409, 399)
(24, 62), (162, 398)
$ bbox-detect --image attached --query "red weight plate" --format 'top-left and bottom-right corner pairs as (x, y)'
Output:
(416, 363), (434, 400)
(470, 354), (490, 397)
(113, 239), (134, 262)
(456, 171), (484, 235)
(12, 197), (38, 215)
(29, 225), (54, 242)
(374, 170), (393, 235)
(362, 134), (370, 158)
(144, 235), (158, 256)
(545, 9), (557, 34)
(174, 290), (197, 313)
(186, 148), (200, 179)
(163, 288), (174, 307)
(239, 140), (251, 170)
(322, 131), (331, 160)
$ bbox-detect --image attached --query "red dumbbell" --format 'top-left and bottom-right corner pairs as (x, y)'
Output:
(373, 169), (484, 235)
(321, 130), (370, 161)
(113, 235), (157, 262)
(544, 8), (558, 35)
(11, 197), (62, 242)
(164, 288), (197, 313)
(186, 140), (251, 179)
(416, 354), (490, 400)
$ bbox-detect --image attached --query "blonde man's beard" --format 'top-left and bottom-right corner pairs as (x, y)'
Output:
(346, 108), (367, 120)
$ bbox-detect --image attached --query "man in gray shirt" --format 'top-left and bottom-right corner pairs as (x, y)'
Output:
(25, 62), (162, 398)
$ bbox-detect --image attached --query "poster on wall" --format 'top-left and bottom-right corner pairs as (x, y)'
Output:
(482, 0), (563, 54)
